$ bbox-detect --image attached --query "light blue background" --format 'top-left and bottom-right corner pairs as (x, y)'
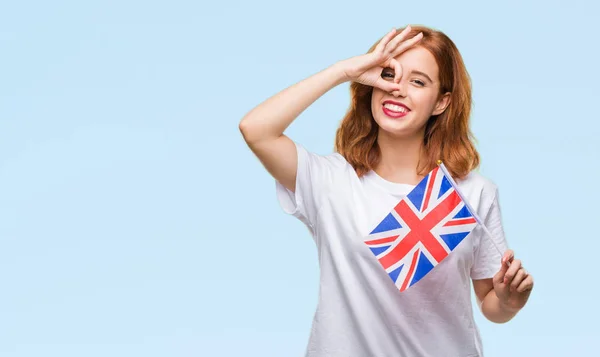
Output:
(1, 1), (598, 356)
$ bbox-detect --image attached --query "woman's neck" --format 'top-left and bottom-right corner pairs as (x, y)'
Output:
(373, 130), (427, 186)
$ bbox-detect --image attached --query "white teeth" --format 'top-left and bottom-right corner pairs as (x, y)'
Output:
(383, 103), (408, 113)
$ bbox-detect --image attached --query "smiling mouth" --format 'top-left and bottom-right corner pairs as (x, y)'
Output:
(382, 103), (410, 118)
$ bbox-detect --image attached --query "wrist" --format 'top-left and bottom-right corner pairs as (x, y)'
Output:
(498, 299), (522, 314)
(328, 62), (351, 85)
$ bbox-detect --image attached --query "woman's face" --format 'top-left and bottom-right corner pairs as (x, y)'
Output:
(371, 46), (450, 139)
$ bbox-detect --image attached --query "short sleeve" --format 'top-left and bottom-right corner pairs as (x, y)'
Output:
(275, 141), (341, 232)
(470, 187), (510, 280)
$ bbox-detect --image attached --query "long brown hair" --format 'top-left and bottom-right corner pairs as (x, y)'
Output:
(334, 25), (479, 180)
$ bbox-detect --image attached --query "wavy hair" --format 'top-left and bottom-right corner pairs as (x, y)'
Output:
(334, 25), (479, 180)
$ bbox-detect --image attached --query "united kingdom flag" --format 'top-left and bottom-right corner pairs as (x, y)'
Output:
(364, 165), (477, 292)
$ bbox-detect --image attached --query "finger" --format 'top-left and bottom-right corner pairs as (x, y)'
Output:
(516, 275), (534, 293)
(503, 259), (521, 285)
(374, 77), (401, 93)
(493, 259), (510, 285)
(389, 32), (424, 59)
(374, 28), (400, 54)
(384, 26), (413, 54)
(510, 268), (527, 291)
(502, 249), (514, 265)
(389, 59), (403, 83)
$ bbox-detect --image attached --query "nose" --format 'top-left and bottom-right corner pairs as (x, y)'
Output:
(390, 79), (407, 97)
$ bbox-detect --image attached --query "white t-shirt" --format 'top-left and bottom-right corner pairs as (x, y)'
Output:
(275, 142), (509, 357)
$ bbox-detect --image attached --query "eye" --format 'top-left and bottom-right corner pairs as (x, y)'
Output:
(412, 79), (425, 86)
(381, 70), (394, 79)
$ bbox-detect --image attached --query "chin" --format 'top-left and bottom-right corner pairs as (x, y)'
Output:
(374, 112), (421, 138)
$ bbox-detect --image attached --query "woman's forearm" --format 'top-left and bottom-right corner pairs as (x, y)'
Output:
(239, 64), (348, 145)
(481, 289), (520, 324)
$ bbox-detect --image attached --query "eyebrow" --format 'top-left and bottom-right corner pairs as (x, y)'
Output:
(410, 70), (433, 83)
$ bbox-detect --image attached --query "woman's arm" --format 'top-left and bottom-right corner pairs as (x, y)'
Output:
(473, 278), (520, 323)
(473, 250), (534, 323)
(239, 27), (421, 192)
(238, 64), (347, 193)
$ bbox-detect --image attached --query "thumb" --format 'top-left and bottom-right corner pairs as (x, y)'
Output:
(493, 257), (510, 285)
(374, 78), (401, 93)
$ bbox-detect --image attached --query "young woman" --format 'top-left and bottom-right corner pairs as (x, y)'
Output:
(239, 25), (534, 357)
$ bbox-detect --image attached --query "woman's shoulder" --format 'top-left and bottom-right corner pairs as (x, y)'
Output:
(297, 142), (352, 171)
(460, 170), (497, 187)
(456, 169), (500, 201)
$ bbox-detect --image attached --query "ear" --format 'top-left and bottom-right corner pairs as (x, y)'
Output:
(432, 92), (451, 116)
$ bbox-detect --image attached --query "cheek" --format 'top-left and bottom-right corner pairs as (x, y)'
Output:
(371, 89), (384, 110)
(371, 88), (383, 102)
(410, 90), (438, 111)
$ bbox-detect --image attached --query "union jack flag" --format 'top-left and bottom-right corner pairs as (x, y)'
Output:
(364, 165), (477, 292)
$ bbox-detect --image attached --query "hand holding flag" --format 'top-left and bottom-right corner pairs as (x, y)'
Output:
(364, 160), (534, 299)
(437, 161), (534, 307)
(492, 249), (534, 311)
